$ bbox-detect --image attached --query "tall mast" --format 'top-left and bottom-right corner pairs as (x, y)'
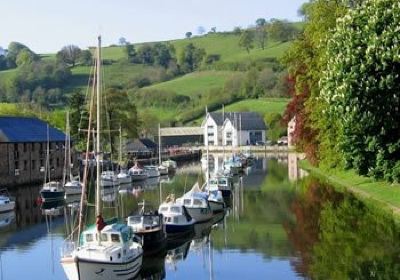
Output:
(119, 125), (122, 169)
(158, 123), (161, 164)
(95, 36), (102, 216)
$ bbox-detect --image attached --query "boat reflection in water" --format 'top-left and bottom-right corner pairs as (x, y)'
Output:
(0, 211), (15, 230)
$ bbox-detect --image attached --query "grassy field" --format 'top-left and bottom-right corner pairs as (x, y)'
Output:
(143, 70), (235, 96)
(223, 98), (289, 115)
(300, 160), (400, 216)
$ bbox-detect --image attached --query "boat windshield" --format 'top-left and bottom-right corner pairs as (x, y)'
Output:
(170, 206), (181, 213)
(111, 234), (120, 243)
(128, 216), (142, 224)
(159, 206), (168, 212)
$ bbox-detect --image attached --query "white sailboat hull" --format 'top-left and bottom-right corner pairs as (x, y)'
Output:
(185, 207), (213, 223)
(61, 254), (142, 280)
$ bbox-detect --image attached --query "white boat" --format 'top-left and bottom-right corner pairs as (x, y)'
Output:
(176, 183), (213, 223)
(100, 170), (119, 187)
(223, 157), (242, 175)
(40, 125), (65, 201)
(117, 170), (132, 184)
(162, 160), (177, 173)
(158, 197), (195, 235)
(61, 36), (143, 280)
(63, 112), (83, 195)
(129, 164), (148, 181)
(40, 181), (65, 201)
(158, 165), (169, 176)
(206, 175), (232, 198)
(206, 189), (225, 213)
(0, 189), (15, 213)
(144, 165), (160, 178)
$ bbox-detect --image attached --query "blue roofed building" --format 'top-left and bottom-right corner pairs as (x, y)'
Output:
(0, 116), (75, 187)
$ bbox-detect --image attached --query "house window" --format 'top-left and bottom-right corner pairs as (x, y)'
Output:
(23, 143), (27, 153)
(50, 158), (53, 167)
(24, 160), (28, 170)
(14, 161), (19, 170)
(32, 160), (36, 170)
(40, 159), (44, 168)
(226, 132), (232, 139)
(32, 143), (35, 152)
(56, 158), (60, 167)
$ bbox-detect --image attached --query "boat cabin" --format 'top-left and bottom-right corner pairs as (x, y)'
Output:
(127, 214), (163, 233)
(81, 223), (132, 247)
(158, 203), (192, 224)
(176, 193), (209, 209)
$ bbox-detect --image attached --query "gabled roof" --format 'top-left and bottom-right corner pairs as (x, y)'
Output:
(125, 138), (157, 152)
(208, 112), (266, 131)
(160, 127), (203, 136)
(0, 116), (65, 143)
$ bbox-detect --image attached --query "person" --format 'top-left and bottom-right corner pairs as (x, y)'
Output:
(96, 214), (106, 232)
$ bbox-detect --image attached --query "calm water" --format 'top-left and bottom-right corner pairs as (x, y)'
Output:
(1, 154), (400, 280)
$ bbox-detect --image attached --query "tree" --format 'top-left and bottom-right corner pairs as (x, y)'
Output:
(6, 42), (37, 68)
(137, 44), (154, 64)
(124, 43), (136, 60)
(185, 32), (192, 39)
(153, 43), (172, 68)
(179, 43), (206, 73)
(15, 49), (35, 66)
(320, 0), (400, 181)
(197, 26), (206, 35)
(118, 37), (128, 46)
(255, 18), (267, 49)
(210, 27), (217, 33)
(233, 26), (242, 36)
(268, 19), (297, 42)
(238, 30), (254, 53)
(79, 50), (93, 66)
(56, 45), (82, 67)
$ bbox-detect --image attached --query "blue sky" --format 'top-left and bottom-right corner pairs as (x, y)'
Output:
(0, 0), (306, 53)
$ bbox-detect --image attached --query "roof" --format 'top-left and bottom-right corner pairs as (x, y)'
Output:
(160, 127), (203, 136)
(0, 116), (66, 143)
(125, 138), (157, 152)
(208, 112), (266, 131)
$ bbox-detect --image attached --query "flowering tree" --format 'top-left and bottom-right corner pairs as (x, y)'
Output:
(320, 0), (400, 180)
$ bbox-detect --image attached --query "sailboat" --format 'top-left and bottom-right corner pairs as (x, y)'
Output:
(40, 125), (65, 202)
(61, 36), (143, 280)
(158, 124), (168, 176)
(117, 127), (132, 184)
(64, 111), (83, 195)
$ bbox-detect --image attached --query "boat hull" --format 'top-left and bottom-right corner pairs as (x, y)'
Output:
(0, 201), (15, 213)
(185, 207), (213, 223)
(61, 253), (142, 280)
(40, 190), (65, 201)
(136, 230), (167, 255)
(208, 200), (225, 213)
(131, 174), (147, 181)
(165, 223), (194, 234)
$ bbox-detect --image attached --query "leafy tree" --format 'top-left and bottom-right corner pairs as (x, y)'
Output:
(118, 37), (128, 46)
(0, 55), (7, 70)
(56, 45), (82, 67)
(79, 50), (93, 66)
(210, 27), (217, 33)
(255, 18), (267, 49)
(179, 43), (206, 73)
(268, 19), (297, 42)
(185, 32), (192, 39)
(124, 43), (136, 60)
(238, 30), (254, 53)
(6, 42), (37, 68)
(204, 54), (220, 65)
(320, 0), (400, 181)
(68, 91), (87, 142)
(197, 26), (206, 35)
(15, 49), (35, 66)
(137, 44), (154, 64)
(153, 43), (173, 68)
(233, 26), (242, 36)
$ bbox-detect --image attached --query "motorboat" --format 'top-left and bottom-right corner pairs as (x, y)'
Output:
(158, 196), (195, 235)
(0, 189), (15, 213)
(206, 190), (225, 213)
(158, 165), (169, 176)
(64, 179), (82, 195)
(127, 202), (166, 254)
(176, 183), (213, 223)
(100, 170), (119, 187)
(144, 165), (160, 178)
(129, 164), (148, 181)
(162, 160), (177, 173)
(117, 169), (132, 184)
(40, 181), (65, 202)
(206, 175), (232, 198)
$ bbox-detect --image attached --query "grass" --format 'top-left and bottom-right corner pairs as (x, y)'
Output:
(223, 98), (289, 115)
(143, 70), (235, 96)
(300, 160), (400, 215)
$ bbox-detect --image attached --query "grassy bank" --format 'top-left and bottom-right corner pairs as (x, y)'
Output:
(300, 160), (400, 216)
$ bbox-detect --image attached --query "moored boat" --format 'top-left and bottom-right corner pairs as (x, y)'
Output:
(100, 170), (119, 187)
(129, 164), (148, 181)
(0, 189), (15, 213)
(144, 165), (160, 178)
(40, 181), (65, 202)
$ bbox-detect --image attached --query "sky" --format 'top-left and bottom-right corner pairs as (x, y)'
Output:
(0, 0), (306, 54)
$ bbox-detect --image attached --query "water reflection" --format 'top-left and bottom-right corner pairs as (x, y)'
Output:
(2, 154), (400, 279)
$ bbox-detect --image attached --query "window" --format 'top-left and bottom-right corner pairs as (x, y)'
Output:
(32, 143), (35, 152)
(159, 207), (168, 212)
(183, 199), (191, 206)
(100, 233), (108, 241)
(24, 160), (28, 171)
(226, 132), (232, 138)
(56, 158), (60, 167)
(111, 234), (120, 243)
(32, 160), (36, 170)
(170, 206), (181, 213)
(193, 199), (202, 206)
(23, 143), (27, 153)
(86, 234), (93, 242)
(14, 161), (19, 170)
(207, 125), (213, 130)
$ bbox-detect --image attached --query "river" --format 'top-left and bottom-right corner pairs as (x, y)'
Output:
(1, 154), (399, 279)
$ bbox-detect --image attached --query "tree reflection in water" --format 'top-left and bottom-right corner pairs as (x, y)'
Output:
(287, 177), (400, 279)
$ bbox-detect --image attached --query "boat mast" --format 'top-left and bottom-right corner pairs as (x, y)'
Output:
(119, 125), (122, 170)
(158, 123), (161, 165)
(95, 35), (102, 216)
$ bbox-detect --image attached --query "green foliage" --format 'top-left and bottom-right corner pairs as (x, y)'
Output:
(56, 45), (82, 67)
(264, 112), (286, 141)
(320, 0), (400, 181)
(6, 42), (38, 69)
(268, 19), (298, 42)
(238, 30), (255, 53)
(179, 43), (206, 73)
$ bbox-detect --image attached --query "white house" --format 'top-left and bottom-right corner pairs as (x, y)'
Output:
(202, 112), (266, 146)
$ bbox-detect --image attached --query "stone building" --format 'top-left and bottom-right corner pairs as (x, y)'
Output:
(0, 116), (75, 187)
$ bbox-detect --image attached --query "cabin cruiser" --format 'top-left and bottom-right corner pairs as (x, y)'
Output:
(64, 179), (82, 195)
(117, 169), (132, 184)
(129, 164), (148, 181)
(40, 181), (65, 201)
(158, 197), (195, 235)
(100, 170), (119, 187)
(162, 160), (177, 173)
(206, 175), (233, 198)
(0, 189), (15, 213)
(144, 165), (161, 178)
